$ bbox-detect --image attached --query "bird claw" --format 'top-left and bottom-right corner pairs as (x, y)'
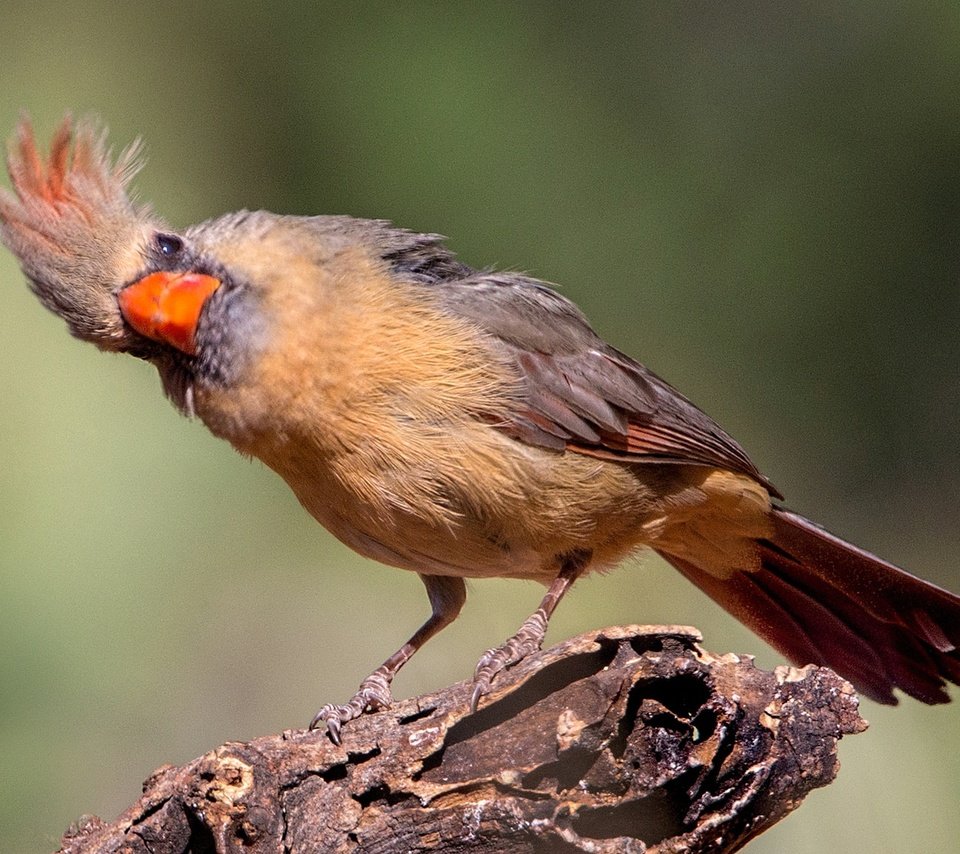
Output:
(309, 666), (394, 744)
(470, 611), (548, 712)
(470, 681), (486, 714)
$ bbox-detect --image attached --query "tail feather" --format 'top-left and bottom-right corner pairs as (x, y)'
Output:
(658, 507), (960, 705)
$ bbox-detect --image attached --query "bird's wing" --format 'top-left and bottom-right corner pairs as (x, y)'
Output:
(424, 271), (780, 497)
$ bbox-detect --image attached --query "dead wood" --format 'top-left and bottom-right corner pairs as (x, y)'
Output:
(58, 625), (866, 853)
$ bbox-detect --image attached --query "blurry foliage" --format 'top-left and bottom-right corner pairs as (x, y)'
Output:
(0, 3), (958, 852)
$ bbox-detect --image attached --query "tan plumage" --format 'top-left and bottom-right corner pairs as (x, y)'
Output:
(2, 116), (958, 740)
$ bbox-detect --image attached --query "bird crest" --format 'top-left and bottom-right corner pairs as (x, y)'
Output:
(0, 115), (160, 349)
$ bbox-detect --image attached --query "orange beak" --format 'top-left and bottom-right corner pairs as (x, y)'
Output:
(118, 271), (221, 356)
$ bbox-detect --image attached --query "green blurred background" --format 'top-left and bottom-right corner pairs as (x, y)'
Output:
(1, 2), (958, 851)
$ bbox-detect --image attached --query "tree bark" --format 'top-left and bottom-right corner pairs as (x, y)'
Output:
(58, 625), (866, 853)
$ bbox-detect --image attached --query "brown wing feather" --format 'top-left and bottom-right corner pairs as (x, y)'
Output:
(509, 343), (780, 496)
(395, 248), (779, 494)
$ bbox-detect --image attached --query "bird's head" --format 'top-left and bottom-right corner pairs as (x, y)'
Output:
(0, 116), (283, 412)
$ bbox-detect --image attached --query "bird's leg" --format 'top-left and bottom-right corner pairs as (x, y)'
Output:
(311, 574), (466, 744)
(471, 550), (590, 711)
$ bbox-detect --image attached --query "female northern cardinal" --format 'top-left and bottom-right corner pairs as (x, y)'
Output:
(1, 117), (958, 742)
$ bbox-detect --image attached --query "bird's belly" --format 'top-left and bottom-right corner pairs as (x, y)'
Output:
(267, 425), (683, 583)
(281, 464), (569, 581)
(325, 514), (551, 581)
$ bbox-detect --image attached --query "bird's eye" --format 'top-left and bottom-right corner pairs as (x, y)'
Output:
(155, 233), (184, 258)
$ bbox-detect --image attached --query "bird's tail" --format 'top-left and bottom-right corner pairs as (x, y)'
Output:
(658, 507), (960, 704)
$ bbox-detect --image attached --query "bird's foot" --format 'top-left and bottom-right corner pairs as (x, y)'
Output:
(471, 609), (548, 712)
(309, 665), (394, 744)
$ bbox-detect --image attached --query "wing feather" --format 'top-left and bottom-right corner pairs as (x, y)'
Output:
(390, 252), (779, 496)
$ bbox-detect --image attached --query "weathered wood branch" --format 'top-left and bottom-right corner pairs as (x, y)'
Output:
(58, 626), (866, 853)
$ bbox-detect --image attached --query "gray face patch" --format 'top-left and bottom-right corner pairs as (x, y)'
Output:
(193, 276), (268, 389)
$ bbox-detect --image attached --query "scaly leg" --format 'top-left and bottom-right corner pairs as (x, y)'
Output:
(311, 574), (466, 744)
(471, 550), (589, 712)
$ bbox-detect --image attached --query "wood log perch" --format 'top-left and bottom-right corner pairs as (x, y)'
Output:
(58, 625), (866, 853)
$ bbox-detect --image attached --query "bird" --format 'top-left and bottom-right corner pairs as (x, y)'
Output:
(1, 116), (958, 743)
